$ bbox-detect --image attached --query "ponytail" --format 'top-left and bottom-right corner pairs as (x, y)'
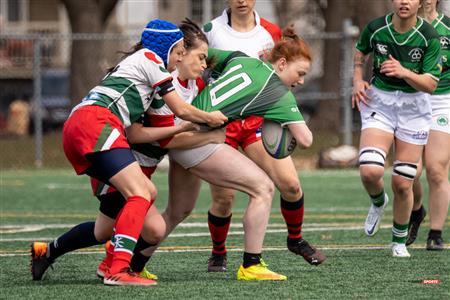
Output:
(267, 24), (312, 64)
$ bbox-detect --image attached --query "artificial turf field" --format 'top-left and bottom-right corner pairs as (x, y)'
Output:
(1, 168), (449, 299)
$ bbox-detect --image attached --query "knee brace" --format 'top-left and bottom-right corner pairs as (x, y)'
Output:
(359, 147), (386, 168)
(392, 160), (418, 180)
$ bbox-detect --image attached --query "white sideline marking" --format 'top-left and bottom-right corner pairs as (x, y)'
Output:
(2, 244), (448, 257)
(1, 224), (79, 233)
(0, 224), (393, 242)
(0, 222), (365, 233)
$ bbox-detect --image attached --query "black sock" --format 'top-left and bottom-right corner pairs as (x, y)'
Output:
(428, 229), (442, 240)
(129, 236), (156, 272)
(411, 205), (425, 220)
(130, 252), (152, 273)
(48, 221), (100, 261)
(243, 252), (261, 268)
(287, 237), (304, 246)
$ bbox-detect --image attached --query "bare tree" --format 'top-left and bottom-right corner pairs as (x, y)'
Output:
(60, 0), (119, 105)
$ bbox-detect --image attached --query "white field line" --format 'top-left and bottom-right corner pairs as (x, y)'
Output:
(0, 207), (388, 216)
(0, 222), (365, 232)
(0, 224), (394, 242)
(1, 244), (447, 257)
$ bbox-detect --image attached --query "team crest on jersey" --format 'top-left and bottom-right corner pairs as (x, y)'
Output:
(375, 43), (388, 55)
(203, 22), (213, 33)
(408, 48), (423, 62)
(440, 37), (449, 49)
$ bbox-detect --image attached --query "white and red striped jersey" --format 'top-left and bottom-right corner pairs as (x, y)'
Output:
(203, 9), (282, 59)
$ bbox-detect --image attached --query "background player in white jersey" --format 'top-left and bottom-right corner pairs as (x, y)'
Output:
(203, 0), (325, 272)
(352, 0), (442, 258)
(30, 19), (227, 286)
(408, 0), (450, 250)
(129, 24), (319, 281)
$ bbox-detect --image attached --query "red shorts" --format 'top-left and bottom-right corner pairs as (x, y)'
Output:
(225, 116), (263, 149)
(62, 105), (129, 175)
(90, 166), (156, 197)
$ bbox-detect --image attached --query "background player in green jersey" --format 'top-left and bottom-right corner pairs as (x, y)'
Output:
(409, 0), (450, 251)
(352, 0), (442, 258)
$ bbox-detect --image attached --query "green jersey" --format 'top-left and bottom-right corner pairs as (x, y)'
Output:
(431, 13), (450, 94)
(356, 13), (441, 93)
(191, 49), (304, 126)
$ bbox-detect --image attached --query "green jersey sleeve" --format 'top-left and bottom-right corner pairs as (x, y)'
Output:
(355, 25), (373, 55)
(423, 36), (442, 80)
(256, 91), (304, 126)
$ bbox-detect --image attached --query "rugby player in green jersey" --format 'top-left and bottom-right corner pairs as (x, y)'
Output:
(409, 0), (450, 251)
(203, 0), (324, 273)
(352, 0), (442, 258)
(130, 27), (317, 281)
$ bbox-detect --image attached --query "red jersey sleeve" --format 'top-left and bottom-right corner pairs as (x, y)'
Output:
(196, 77), (206, 93)
(144, 113), (176, 148)
(260, 18), (282, 43)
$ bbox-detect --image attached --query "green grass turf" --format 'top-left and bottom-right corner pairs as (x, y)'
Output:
(1, 169), (449, 299)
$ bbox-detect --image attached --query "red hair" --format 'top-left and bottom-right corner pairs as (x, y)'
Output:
(266, 25), (312, 64)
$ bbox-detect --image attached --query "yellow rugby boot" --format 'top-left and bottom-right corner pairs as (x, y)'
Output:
(237, 260), (287, 281)
(138, 267), (158, 280)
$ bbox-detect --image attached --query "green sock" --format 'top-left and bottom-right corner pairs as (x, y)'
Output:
(370, 191), (385, 207)
(392, 222), (408, 244)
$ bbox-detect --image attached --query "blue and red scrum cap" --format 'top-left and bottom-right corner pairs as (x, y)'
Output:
(141, 19), (184, 67)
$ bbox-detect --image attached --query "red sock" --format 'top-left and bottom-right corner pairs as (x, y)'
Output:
(109, 196), (152, 274)
(208, 211), (231, 255)
(280, 195), (304, 239)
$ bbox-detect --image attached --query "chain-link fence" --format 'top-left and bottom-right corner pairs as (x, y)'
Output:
(0, 21), (359, 169)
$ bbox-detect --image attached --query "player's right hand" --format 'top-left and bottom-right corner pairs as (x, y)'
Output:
(206, 111), (228, 128)
(352, 80), (371, 111)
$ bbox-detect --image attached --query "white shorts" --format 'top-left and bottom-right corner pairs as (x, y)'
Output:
(360, 86), (432, 145)
(169, 143), (221, 169)
(430, 93), (450, 134)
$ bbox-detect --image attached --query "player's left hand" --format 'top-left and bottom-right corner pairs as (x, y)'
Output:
(380, 55), (407, 79)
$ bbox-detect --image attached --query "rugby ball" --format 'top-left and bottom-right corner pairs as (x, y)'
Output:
(261, 120), (297, 159)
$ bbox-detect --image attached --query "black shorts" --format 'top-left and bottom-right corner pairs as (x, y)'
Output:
(85, 148), (136, 185)
(97, 191), (127, 219)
